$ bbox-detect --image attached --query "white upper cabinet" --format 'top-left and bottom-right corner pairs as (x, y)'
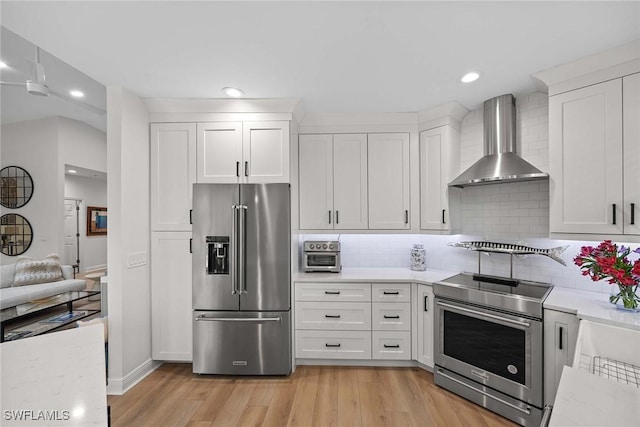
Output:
(420, 125), (459, 231)
(298, 134), (368, 230)
(368, 133), (410, 229)
(623, 73), (640, 235)
(150, 123), (196, 231)
(549, 79), (624, 234)
(197, 121), (290, 184)
(333, 134), (368, 229)
(299, 134), (333, 230)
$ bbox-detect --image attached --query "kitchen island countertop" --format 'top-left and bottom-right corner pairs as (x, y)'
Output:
(544, 286), (640, 331)
(294, 267), (458, 285)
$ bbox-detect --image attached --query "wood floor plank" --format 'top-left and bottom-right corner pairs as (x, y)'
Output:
(107, 364), (519, 427)
(336, 367), (362, 427)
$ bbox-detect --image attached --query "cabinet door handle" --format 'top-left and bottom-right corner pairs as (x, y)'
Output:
(383, 315), (400, 319)
(442, 209), (446, 224)
(384, 344), (400, 349)
(328, 210), (332, 224)
(336, 210), (339, 224)
(631, 203), (636, 225)
(190, 238), (192, 254)
(244, 161), (249, 177)
(324, 291), (340, 295)
(325, 343), (341, 348)
(405, 210), (409, 224)
(559, 326), (564, 350)
(190, 209), (193, 224)
(325, 314), (341, 319)
(613, 204), (617, 225)
(383, 291), (400, 295)
(236, 161), (240, 177)
(424, 295), (429, 312)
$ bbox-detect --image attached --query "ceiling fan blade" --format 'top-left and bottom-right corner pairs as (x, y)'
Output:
(48, 87), (106, 115)
(0, 81), (27, 87)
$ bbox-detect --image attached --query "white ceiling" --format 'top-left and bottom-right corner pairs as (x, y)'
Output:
(2, 1), (640, 117)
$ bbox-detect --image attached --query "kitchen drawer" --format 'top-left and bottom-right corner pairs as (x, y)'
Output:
(372, 302), (411, 331)
(295, 282), (371, 302)
(295, 330), (372, 359)
(371, 283), (411, 302)
(295, 302), (371, 330)
(372, 331), (411, 360)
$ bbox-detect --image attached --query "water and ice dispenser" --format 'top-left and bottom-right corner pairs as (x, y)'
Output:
(206, 236), (229, 274)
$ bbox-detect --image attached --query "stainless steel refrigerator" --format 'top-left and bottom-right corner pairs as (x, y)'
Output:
(192, 183), (291, 375)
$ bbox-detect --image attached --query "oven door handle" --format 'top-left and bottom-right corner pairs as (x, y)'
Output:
(437, 369), (531, 416)
(436, 301), (531, 328)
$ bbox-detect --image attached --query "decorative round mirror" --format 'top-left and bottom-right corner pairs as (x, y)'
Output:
(0, 214), (33, 256)
(0, 166), (34, 209)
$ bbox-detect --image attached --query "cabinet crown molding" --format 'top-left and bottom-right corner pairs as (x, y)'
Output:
(144, 97), (303, 114)
(417, 101), (469, 131)
(533, 39), (640, 95)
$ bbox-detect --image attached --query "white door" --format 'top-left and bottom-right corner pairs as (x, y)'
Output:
(151, 231), (193, 361)
(549, 79), (623, 234)
(242, 121), (290, 183)
(623, 73), (640, 235)
(368, 133), (410, 229)
(416, 284), (434, 367)
(150, 123), (196, 231)
(196, 122), (242, 183)
(64, 199), (80, 268)
(299, 134), (334, 230)
(333, 134), (368, 230)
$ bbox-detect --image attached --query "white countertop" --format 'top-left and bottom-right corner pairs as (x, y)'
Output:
(294, 267), (458, 285)
(0, 324), (108, 426)
(544, 286), (640, 331)
(549, 366), (640, 427)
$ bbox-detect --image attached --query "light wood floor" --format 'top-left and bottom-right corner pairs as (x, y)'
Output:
(107, 364), (516, 427)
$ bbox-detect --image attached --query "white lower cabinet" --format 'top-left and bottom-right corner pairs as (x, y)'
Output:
(415, 283), (434, 367)
(543, 309), (579, 406)
(151, 231), (193, 361)
(294, 281), (412, 361)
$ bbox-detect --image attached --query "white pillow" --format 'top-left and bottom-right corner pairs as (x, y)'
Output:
(13, 254), (63, 287)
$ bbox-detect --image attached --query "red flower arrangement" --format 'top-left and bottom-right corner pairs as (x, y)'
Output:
(574, 240), (640, 310)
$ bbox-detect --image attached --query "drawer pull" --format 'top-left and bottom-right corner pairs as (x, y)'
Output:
(384, 344), (400, 349)
(325, 314), (341, 319)
(383, 291), (400, 295)
(324, 291), (341, 295)
(325, 343), (341, 348)
(383, 315), (400, 319)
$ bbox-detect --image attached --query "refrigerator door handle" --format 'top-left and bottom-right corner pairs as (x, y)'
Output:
(231, 205), (239, 295)
(238, 204), (248, 294)
(195, 315), (281, 323)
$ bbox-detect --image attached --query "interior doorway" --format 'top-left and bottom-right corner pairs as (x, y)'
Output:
(64, 198), (82, 272)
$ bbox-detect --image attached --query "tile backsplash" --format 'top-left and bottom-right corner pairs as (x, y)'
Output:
(300, 233), (638, 295)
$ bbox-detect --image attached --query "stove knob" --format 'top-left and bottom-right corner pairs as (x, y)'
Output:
(329, 244), (334, 250)
(323, 244), (328, 249)
(309, 244), (315, 250)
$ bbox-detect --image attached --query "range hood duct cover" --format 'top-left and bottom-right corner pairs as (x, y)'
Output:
(449, 94), (548, 188)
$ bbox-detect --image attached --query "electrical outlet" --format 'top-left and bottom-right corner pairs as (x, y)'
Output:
(127, 251), (147, 269)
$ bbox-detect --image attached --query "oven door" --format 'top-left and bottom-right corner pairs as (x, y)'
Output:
(434, 297), (543, 408)
(304, 252), (338, 271)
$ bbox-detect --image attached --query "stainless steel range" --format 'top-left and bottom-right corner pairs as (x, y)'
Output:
(433, 273), (553, 427)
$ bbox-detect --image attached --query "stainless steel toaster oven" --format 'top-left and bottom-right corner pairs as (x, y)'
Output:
(303, 240), (341, 273)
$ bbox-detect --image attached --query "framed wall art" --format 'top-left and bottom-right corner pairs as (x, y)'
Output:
(87, 206), (107, 236)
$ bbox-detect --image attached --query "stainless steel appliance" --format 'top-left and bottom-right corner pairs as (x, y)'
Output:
(303, 240), (341, 272)
(433, 273), (553, 427)
(192, 183), (291, 375)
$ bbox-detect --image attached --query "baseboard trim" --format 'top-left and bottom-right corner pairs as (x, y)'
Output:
(295, 359), (417, 367)
(107, 359), (163, 395)
(86, 264), (107, 273)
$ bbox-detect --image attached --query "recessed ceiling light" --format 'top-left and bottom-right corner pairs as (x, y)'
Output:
(461, 71), (480, 83)
(0, 61), (7, 69)
(68, 169), (77, 174)
(222, 87), (245, 97)
(69, 90), (84, 98)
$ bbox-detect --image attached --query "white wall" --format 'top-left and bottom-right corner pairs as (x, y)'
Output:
(59, 116), (107, 173)
(64, 174), (107, 272)
(1, 118), (63, 262)
(107, 86), (154, 394)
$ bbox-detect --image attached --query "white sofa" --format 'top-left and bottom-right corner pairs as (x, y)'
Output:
(0, 263), (87, 310)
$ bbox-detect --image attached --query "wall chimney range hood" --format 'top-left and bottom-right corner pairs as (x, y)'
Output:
(449, 94), (548, 188)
